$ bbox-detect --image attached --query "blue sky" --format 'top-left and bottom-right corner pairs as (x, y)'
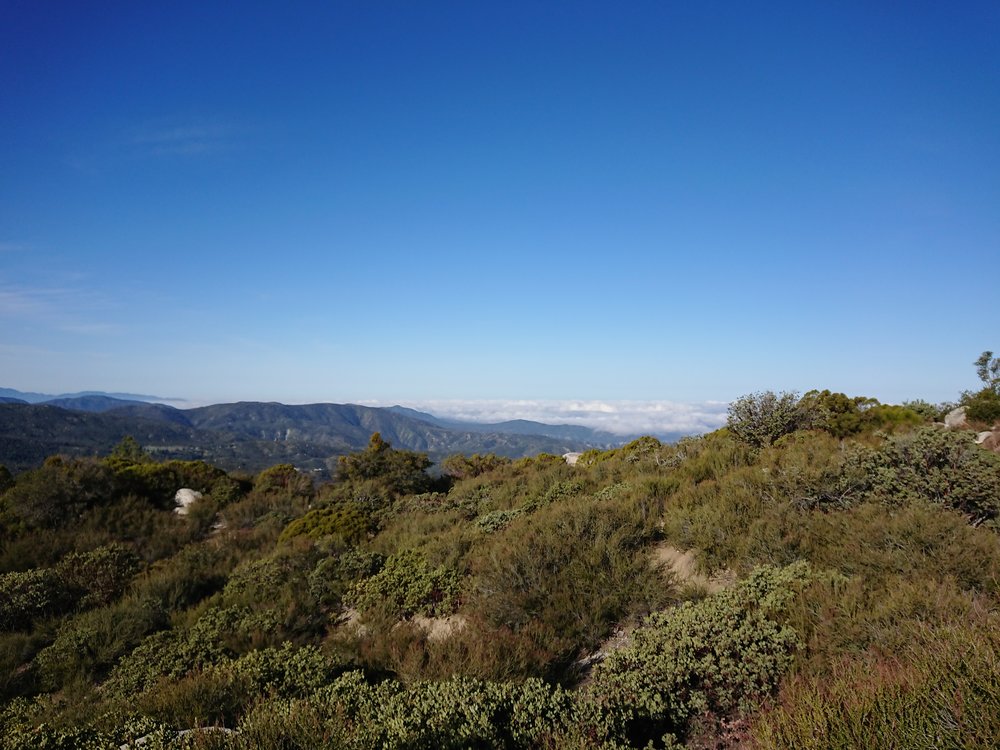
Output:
(2, 1), (998, 427)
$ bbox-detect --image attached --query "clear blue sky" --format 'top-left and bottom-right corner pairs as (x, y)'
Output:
(2, 1), (998, 409)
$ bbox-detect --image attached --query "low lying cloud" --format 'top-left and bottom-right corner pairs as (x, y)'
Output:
(387, 399), (730, 438)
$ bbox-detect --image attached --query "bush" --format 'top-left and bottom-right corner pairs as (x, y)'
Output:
(963, 387), (1000, 426)
(853, 426), (1000, 526)
(56, 543), (141, 609)
(586, 562), (814, 746)
(134, 542), (235, 612)
(234, 671), (579, 750)
(307, 548), (385, 610)
(3, 458), (115, 528)
(465, 497), (671, 679)
(727, 391), (803, 449)
(0, 568), (73, 631)
(253, 464), (314, 499)
(35, 595), (168, 689)
(348, 550), (461, 620)
(278, 502), (370, 544)
(440, 453), (511, 480)
(104, 605), (283, 698)
(136, 643), (349, 728)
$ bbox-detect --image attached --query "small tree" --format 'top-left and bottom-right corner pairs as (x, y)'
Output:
(727, 391), (802, 449)
(974, 351), (1000, 393)
(336, 433), (432, 497)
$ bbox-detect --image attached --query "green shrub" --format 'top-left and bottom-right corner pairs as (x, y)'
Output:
(336, 433), (432, 498)
(854, 426), (1000, 526)
(0, 543), (141, 631)
(963, 387), (1000, 426)
(278, 502), (370, 544)
(233, 670), (580, 750)
(3, 458), (115, 528)
(466, 497), (671, 679)
(475, 508), (522, 533)
(104, 605), (282, 698)
(35, 595), (168, 689)
(348, 550), (461, 620)
(728, 391), (803, 449)
(440, 453), (511, 480)
(56, 543), (141, 609)
(0, 568), (73, 631)
(586, 562), (814, 746)
(134, 542), (235, 612)
(0, 632), (43, 698)
(307, 548), (385, 610)
(136, 643), (349, 728)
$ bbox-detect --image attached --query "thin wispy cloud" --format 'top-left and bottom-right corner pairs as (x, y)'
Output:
(0, 283), (122, 336)
(132, 120), (234, 156)
(373, 399), (730, 437)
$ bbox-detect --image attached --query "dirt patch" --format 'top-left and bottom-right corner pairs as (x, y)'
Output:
(411, 614), (467, 642)
(652, 543), (733, 594)
(336, 607), (368, 637)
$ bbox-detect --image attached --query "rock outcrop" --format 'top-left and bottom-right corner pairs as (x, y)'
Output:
(173, 488), (203, 515)
(944, 406), (969, 429)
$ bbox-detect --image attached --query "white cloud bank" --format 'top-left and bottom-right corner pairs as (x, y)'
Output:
(381, 399), (730, 437)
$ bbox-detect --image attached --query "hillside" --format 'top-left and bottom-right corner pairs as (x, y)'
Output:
(0, 398), (620, 476)
(0, 381), (998, 748)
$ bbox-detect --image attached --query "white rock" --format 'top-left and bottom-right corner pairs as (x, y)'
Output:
(944, 406), (968, 429)
(563, 452), (583, 465)
(976, 431), (993, 444)
(174, 488), (203, 515)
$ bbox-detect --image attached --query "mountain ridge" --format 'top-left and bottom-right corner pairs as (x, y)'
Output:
(0, 391), (632, 477)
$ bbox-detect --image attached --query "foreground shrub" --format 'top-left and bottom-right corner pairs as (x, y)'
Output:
(750, 613), (1000, 750)
(0, 568), (73, 631)
(35, 595), (168, 689)
(586, 562), (814, 746)
(234, 671), (578, 750)
(963, 387), (1000, 426)
(466, 496), (670, 680)
(136, 643), (350, 728)
(104, 605), (282, 698)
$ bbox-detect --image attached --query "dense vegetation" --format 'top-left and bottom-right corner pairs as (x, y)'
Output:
(0, 400), (612, 477)
(0, 361), (998, 748)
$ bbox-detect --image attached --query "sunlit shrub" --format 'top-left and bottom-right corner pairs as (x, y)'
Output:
(278, 502), (370, 544)
(853, 426), (1000, 525)
(586, 562), (814, 746)
(348, 550), (461, 620)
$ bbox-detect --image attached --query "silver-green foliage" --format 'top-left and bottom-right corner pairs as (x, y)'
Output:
(236, 670), (578, 750)
(475, 508), (522, 533)
(853, 426), (1000, 525)
(347, 550), (461, 619)
(587, 562), (814, 745)
(727, 391), (803, 449)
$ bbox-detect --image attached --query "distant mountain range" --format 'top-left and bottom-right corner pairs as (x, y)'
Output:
(0, 388), (633, 477)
